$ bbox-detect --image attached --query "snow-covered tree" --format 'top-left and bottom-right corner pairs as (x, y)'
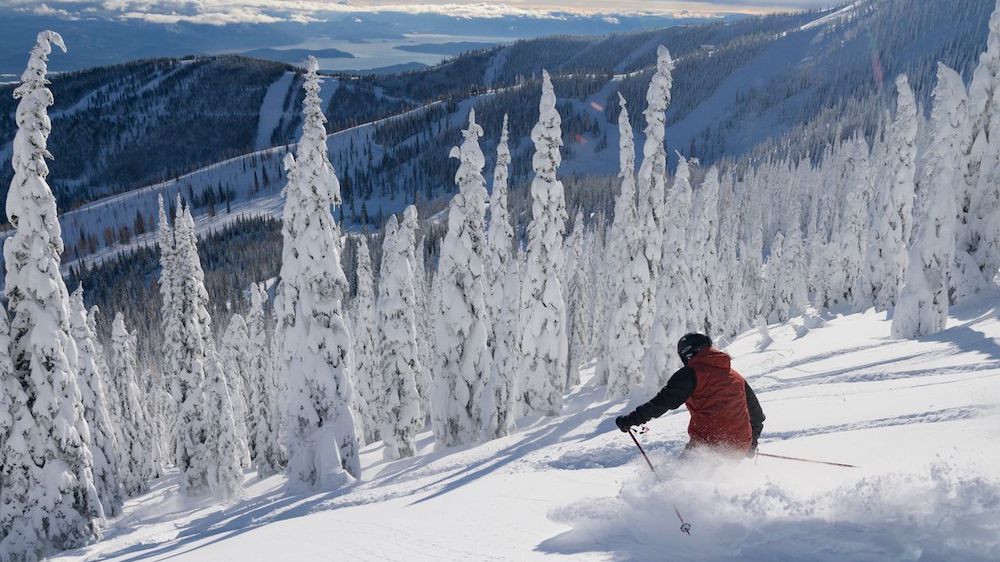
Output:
(0, 303), (40, 559)
(770, 213), (810, 323)
(643, 152), (694, 390)
(378, 215), (423, 459)
(157, 195), (183, 444)
(828, 137), (872, 309)
(486, 114), (514, 349)
(607, 48), (673, 398)
(716, 173), (743, 337)
(893, 64), (966, 338)
(140, 364), (169, 474)
(965, 1), (1000, 293)
(868, 75), (918, 310)
(692, 166), (721, 333)
(276, 57), (360, 487)
(763, 232), (788, 323)
(413, 234), (435, 413)
(432, 110), (491, 447)
(247, 283), (285, 477)
(201, 351), (244, 500)
(172, 206), (213, 495)
(519, 71), (569, 416)
(69, 288), (124, 517)
(220, 313), (252, 467)
(0, 31), (105, 561)
(351, 236), (380, 444)
(635, 46), (674, 334)
(483, 257), (522, 439)
(600, 93), (641, 390)
(565, 211), (592, 388)
(737, 174), (767, 328)
(400, 206), (432, 413)
(109, 314), (158, 497)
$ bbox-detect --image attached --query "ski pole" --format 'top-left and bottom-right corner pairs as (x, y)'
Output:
(757, 451), (858, 468)
(627, 429), (692, 536)
(628, 428), (657, 474)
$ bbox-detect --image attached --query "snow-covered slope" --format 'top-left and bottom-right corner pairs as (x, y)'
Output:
(52, 299), (1000, 562)
(28, 0), (996, 272)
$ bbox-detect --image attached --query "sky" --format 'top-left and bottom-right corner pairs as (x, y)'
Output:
(3, 0), (841, 25)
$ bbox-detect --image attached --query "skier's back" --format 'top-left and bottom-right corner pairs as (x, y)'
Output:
(615, 333), (765, 457)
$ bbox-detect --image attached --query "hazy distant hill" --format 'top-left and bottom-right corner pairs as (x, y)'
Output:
(395, 42), (499, 55)
(240, 48), (357, 64)
(0, 7), (717, 74)
(3, 0), (997, 268)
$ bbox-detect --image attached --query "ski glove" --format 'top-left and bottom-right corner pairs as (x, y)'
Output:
(615, 415), (635, 433)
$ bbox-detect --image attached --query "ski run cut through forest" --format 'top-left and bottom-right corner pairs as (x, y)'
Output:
(1, 1), (1000, 561)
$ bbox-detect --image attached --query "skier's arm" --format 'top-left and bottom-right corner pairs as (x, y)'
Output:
(628, 367), (697, 425)
(745, 382), (765, 443)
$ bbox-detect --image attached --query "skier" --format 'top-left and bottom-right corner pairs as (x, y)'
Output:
(614, 333), (765, 457)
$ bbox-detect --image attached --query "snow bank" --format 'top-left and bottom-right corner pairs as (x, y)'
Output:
(544, 452), (1000, 562)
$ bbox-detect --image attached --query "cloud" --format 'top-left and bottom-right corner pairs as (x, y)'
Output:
(0, 0), (836, 25)
(32, 2), (79, 17)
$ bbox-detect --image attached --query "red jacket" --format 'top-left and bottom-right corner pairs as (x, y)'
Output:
(685, 348), (752, 451)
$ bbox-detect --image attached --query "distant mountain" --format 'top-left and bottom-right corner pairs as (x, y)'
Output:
(395, 42), (499, 56)
(338, 62), (431, 76)
(240, 48), (356, 64)
(0, 7), (726, 74)
(4, 0), (998, 273)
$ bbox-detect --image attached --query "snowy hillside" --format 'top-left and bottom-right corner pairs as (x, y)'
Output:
(51, 300), (1000, 562)
(14, 0), (999, 270)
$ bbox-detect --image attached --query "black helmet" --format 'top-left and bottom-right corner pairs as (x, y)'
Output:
(677, 333), (712, 365)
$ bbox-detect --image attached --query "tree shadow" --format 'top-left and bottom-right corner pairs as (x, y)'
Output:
(83, 384), (625, 560)
(925, 325), (1000, 360)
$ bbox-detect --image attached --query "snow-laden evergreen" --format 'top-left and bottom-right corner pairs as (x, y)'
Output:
(635, 46), (674, 334)
(377, 215), (423, 459)
(432, 110), (491, 447)
(413, 234), (435, 415)
(826, 137), (872, 309)
(141, 364), (169, 474)
(606, 48), (674, 398)
(275, 57), (360, 487)
(767, 205), (810, 324)
(565, 211), (592, 388)
(220, 313), (252, 467)
(0, 303), (40, 561)
(519, 71), (569, 416)
(602, 93), (643, 394)
(643, 152), (694, 390)
(482, 256), (521, 440)
(716, 172), (743, 337)
(0, 30), (105, 561)
(247, 282), (285, 477)
(893, 64), (967, 337)
(351, 236), (380, 445)
(868, 75), (918, 310)
(485, 114), (513, 352)
(691, 166), (722, 333)
(965, 0), (1000, 293)
(200, 345), (244, 500)
(68, 288), (124, 518)
(157, 195), (182, 455)
(109, 313), (158, 497)
(172, 206), (213, 495)
(401, 205), (432, 413)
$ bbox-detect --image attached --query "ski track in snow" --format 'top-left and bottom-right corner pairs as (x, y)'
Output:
(51, 296), (1000, 562)
(253, 71), (295, 150)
